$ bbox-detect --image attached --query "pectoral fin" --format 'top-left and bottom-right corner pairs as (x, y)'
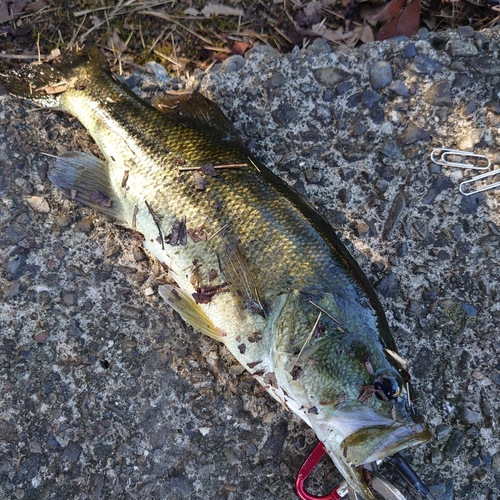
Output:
(48, 151), (126, 224)
(217, 239), (266, 316)
(158, 284), (223, 341)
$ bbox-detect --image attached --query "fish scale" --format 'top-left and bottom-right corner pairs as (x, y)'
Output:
(3, 43), (431, 499)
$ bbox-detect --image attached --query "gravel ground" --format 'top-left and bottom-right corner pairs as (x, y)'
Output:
(1, 27), (500, 500)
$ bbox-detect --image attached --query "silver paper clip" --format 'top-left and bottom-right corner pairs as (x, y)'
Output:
(431, 148), (500, 195)
(430, 149), (491, 170)
(459, 169), (500, 196)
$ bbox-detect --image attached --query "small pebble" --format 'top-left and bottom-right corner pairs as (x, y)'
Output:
(376, 272), (399, 298)
(33, 332), (48, 343)
(462, 303), (478, 317)
(3, 281), (21, 298)
(411, 55), (442, 74)
(74, 218), (94, 233)
(404, 43), (417, 58)
(144, 61), (169, 83)
(462, 406), (481, 424)
(444, 428), (465, 456)
(62, 292), (77, 306)
(447, 39), (478, 56)
(61, 442), (83, 463)
(27, 196), (50, 213)
(313, 67), (349, 87)
(382, 141), (401, 159)
(356, 221), (369, 235)
(220, 55), (245, 74)
(463, 101), (477, 115)
(458, 25), (475, 37)
(335, 81), (353, 95)
(435, 424), (451, 441)
(490, 371), (500, 386)
(467, 56), (500, 75)
(265, 72), (285, 90)
(425, 81), (453, 107)
(304, 167), (323, 184)
(388, 80), (409, 96)
(369, 60), (393, 90)
(15, 178), (34, 194)
(352, 122), (367, 136)
(401, 121), (430, 145)
(361, 90), (380, 107)
(338, 188), (351, 203)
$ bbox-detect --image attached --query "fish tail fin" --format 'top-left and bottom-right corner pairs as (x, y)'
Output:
(3, 44), (107, 109)
(48, 151), (126, 225)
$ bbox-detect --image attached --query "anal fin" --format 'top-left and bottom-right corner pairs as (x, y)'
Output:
(48, 151), (125, 224)
(158, 284), (223, 341)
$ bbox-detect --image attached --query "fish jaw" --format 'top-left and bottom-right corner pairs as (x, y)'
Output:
(309, 403), (431, 498)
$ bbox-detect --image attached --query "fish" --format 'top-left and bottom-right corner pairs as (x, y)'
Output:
(3, 44), (431, 499)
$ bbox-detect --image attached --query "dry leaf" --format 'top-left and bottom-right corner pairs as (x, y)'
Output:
(376, 0), (420, 41)
(166, 216), (187, 246)
(374, 0), (405, 23)
(201, 4), (245, 17)
(184, 7), (199, 16)
(398, 0), (421, 38)
(193, 172), (208, 190)
(360, 24), (375, 43)
(24, 0), (47, 12)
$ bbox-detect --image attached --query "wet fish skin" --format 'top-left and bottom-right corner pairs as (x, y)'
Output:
(4, 44), (430, 499)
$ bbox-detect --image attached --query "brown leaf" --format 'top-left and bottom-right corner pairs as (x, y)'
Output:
(201, 162), (218, 177)
(25, 0), (47, 12)
(193, 172), (208, 190)
(398, 0), (421, 38)
(187, 225), (207, 243)
(376, 0), (420, 41)
(376, 14), (400, 40)
(89, 190), (112, 207)
(374, 0), (405, 23)
(166, 216), (187, 246)
(192, 283), (228, 304)
(227, 39), (252, 56)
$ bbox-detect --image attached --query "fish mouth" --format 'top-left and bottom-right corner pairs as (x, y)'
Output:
(319, 401), (431, 468)
(340, 421), (431, 466)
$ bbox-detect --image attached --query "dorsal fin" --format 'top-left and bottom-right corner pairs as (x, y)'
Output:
(153, 91), (244, 144)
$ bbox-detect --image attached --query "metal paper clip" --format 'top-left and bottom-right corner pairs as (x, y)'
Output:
(430, 149), (491, 170)
(459, 168), (500, 196)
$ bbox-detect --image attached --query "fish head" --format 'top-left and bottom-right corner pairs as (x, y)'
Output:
(272, 292), (431, 499)
(316, 339), (431, 499)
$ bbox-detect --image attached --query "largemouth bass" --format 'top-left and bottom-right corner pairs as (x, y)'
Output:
(4, 44), (431, 499)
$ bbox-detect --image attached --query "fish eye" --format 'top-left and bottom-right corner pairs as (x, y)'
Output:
(373, 373), (402, 401)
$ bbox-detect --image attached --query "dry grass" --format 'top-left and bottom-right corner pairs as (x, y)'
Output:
(1, 0), (499, 76)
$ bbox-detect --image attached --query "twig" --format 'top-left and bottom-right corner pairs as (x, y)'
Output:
(309, 300), (343, 329)
(139, 10), (212, 44)
(145, 200), (164, 250)
(178, 163), (247, 172)
(0, 53), (49, 60)
(291, 312), (322, 371)
(207, 223), (229, 242)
